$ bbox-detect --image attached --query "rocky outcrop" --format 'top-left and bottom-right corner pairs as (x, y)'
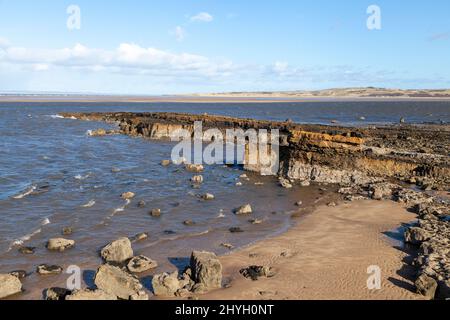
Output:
(0, 274), (22, 299)
(94, 264), (148, 300)
(43, 287), (72, 300)
(152, 272), (181, 297)
(100, 237), (133, 264)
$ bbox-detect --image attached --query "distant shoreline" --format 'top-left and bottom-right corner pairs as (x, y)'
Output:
(2, 95), (450, 104)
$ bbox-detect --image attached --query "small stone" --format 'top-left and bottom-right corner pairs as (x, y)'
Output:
(249, 218), (263, 225)
(202, 193), (215, 200)
(100, 237), (134, 264)
(240, 266), (275, 281)
(46, 238), (75, 252)
(37, 264), (63, 275)
(127, 255), (158, 273)
(229, 227), (244, 233)
(279, 178), (293, 189)
(327, 202), (337, 207)
(111, 167), (121, 173)
(150, 208), (161, 217)
(130, 232), (148, 242)
(191, 175), (204, 184)
(121, 192), (135, 200)
(300, 181), (311, 187)
(239, 174), (248, 179)
(161, 160), (171, 166)
(235, 182), (243, 186)
(18, 246), (35, 255)
(220, 243), (234, 250)
(62, 227), (73, 235)
(186, 164), (204, 173)
(295, 201), (303, 206)
(400, 117), (406, 124)
(183, 220), (196, 226)
(137, 200), (146, 208)
(234, 204), (253, 215)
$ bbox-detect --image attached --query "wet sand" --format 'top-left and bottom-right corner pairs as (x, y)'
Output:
(202, 200), (423, 300)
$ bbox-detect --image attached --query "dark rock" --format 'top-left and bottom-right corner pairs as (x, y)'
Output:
(240, 266), (275, 281)
(18, 246), (35, 255)
(229, 227), (244, 233)
(37, 264), (63, 275)
(43, 287), (72, 300)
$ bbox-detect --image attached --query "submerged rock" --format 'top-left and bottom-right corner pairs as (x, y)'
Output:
(186, 164), (204, 173)
(130, 232), (148, 242)
(65, 289), (117, 300)
(190, 251), (222, 290)
(240, 266), (275, 281)
(94, 264), (148, 300)
(18, 246), (35, 255)
(37, 264), (63, 275)
(150, 208), (161, 217)
(100, 237), (133, 264)
(0, 274), (22, 299)
(121, 192), (135, 200)
(202, 193), (215, 200)
(62, 227), (73, 235)
(234, 204), (253, 215)
(127, 255), (158, 273)
(161, 160), (171, 167)
(191, 175), (204, 184)
(43, 287), (72, 300)
(46, 238), (75, 252)
(137, 200), (146, 208)
(229, 227), (244, 233)
(183, 220), (196, 226)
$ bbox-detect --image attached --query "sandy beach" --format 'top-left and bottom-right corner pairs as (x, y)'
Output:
(202, 200), (422, 300)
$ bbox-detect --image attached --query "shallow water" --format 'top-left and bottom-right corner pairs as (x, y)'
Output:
(0, 101), (449, 298)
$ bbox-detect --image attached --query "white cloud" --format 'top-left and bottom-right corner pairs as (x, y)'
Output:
(172, 26), (186, 41)
(0, 37), (10, 49)
(190, 12), (213, 23)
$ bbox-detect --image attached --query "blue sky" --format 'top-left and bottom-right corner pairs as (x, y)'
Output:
(0, 0), (449, 94)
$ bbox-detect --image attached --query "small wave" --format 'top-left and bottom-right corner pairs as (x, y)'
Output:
(12, 185), (36, 199)
(112, 199), (131, 215)
(7, 218), (50, 251)
(74, 173), (91, 180)
(50, 114), (65, 119)
(81, 200), (96, 208)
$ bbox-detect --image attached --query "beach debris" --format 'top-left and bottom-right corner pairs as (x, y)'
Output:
(62, 227), (73, 235)
(37, 264), (63, 275)
(46, 238), (75, 252)
(65, 289), (117, 301)
(100, 237), (133, 264)
(234, 204), (253, 215)
(201, 193), (215, 200)
(186, 164), (204, 173)
(415, 274), (437, 300)
(300, 181), (311, 187)
(152, 271), (181, 297)
(249, 218), (263, 225)
(127, 255), (158, 273)
(137, 200), (146, 208)
(191, 175), (204, 184)
(150, 208), (161, 217)
(121, 192), (135, 200)
(229, 227), (244, 233)
(18, 246), (35, 255)
(161, 160), (171, 166)
(0, 274), (22, 299)
(183, 220), (196, 226)
(240, 265), (275, 281)
(220, 243), (234, 250)
(190, 251), (222, 291)
(94, 264), (148, 300)
(130, 232), (148, 242)
(9, 270), (28, 279)
(43, 287), (72, 300)
(279, 177), (293, 189)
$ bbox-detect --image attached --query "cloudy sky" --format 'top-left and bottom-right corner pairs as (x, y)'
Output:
(0, 0), (449, 94)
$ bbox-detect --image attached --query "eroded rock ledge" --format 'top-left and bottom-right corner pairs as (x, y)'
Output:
(62, 111), (449, 190)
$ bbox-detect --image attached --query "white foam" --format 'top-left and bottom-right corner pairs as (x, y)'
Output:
(50, 114), (64, 119)
(74, 173), (90, 180)
(81, 200), (96, 208)
(12, 185), (36, 199)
